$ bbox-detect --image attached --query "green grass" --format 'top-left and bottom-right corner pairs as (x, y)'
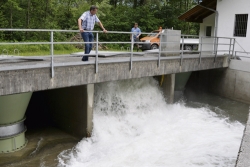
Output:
(0, 43), (131, 56)
(19, 49), (83, 56)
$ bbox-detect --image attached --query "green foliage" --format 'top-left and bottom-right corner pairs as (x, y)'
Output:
(0, 0), (200, 53)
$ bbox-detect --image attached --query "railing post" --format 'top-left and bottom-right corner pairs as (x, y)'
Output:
(214, 37), (218, 63)
(95, 32), (99, 73)
(181, 36), (184, 66)
(228, 38), (232, 60)
(199, 37), (203, 64)
(232, 38), (236, 59)
(130, 36), (133, 71)
(50, 31), (54, 78)
(158, 33), (161, 67)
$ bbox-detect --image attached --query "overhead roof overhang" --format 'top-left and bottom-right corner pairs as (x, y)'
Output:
(178, 0), (217, 23)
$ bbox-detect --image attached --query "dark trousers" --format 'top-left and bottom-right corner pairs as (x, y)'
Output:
(81, 32), (94, 61)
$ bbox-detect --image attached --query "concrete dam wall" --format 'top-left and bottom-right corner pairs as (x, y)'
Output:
(185, 60), (250, 104)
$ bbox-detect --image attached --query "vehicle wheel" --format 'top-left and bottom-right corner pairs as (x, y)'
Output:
(151, 44), (158, 50)
(192, 45), (198, 50)
(184, 45), (193, 51)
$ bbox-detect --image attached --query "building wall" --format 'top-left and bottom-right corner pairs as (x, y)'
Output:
(217, 0), (250, 56)
(200, 13), (215, 52)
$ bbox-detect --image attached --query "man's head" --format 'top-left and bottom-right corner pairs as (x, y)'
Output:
(134, 23), (138, 28)
(90, 5), (98, 15)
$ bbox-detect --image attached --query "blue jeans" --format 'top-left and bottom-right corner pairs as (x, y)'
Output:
(81, 32), (94, 60)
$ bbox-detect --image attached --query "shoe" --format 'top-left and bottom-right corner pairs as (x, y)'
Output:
(82, 56), (89, 61)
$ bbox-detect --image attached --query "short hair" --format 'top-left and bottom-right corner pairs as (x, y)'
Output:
(90, 5), (98, 11)
(134, 23), (138, 25)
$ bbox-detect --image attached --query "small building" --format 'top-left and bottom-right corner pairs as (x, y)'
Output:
(179, 0), (250, 57)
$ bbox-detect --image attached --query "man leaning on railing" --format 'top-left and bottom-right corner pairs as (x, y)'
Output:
(78, 5), (107, 61)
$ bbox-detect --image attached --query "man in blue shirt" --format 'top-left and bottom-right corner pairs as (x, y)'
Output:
(130, 23), (141, 52)
(78, 6), (107, 61)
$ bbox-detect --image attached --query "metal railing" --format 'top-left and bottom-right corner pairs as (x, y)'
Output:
(0, 29), (235, 78)
(234, 51), (250, 60)
(233, 40), (250, 60)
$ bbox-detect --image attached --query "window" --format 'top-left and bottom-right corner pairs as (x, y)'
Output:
(234, 14), (248, 37)
(205, 26), (212, 37)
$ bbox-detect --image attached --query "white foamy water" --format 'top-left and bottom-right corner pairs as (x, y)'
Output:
(58, 77), (244, 167)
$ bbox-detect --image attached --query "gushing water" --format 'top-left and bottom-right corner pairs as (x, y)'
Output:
(58, 77), (244, 167)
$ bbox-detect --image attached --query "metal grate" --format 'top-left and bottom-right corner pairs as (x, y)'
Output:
(234, 14), (248, 37)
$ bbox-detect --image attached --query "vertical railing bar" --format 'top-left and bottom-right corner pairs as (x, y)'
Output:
(181, 36), (184, 66)
(232, 38), (236, 59)
(199, 37), (203, 64)
(158, 33), (161, 67)
(130, 35), (133, 71)
(50, 31), (54, 78)
(228, 38), (232, 60)
(95, 32), (99, 73)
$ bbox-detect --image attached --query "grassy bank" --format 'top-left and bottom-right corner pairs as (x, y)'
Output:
(0, 44), (83, 56)
(0, 43), (129, 56)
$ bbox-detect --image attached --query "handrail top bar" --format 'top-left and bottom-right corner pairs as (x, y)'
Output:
(0, 28), (192, 36)
(0, 28), (234, 39)
(0, 28), (179, 35)
(201, 36), (235, 39)
(235, 55), (250, 58)
(235, 51), (250, 54)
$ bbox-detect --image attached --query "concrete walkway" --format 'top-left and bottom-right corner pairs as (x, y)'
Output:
(0, 50), (228, 96)
(0, 50), (222, 71)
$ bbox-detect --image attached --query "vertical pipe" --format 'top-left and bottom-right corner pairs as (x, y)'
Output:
(199, 37), (203, 64)
(95, 32), (99, 73)
(50, 31), (54, 78)
(181, 36), (184, 66)
(130, 36), (133, 71)
(158, 33), (161, 67)
(214, 37), (218, 63)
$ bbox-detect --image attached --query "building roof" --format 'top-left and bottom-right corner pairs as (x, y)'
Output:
(178, 0), (217, 23)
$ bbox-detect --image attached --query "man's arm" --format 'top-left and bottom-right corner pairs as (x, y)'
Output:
(97, 22), (107, 33)
(78, 18), (84, 32)
(137, 29), (141, 38)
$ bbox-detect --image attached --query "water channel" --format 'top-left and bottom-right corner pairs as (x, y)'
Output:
(0, 77), (249, 167)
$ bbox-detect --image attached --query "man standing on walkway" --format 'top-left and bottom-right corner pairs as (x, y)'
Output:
(130, 23), (141, 52)
(78, 5), (107, 61)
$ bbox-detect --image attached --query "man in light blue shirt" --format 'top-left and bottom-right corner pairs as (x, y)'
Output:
(130, 23), (141, 51)
(78, 6), (107, 61)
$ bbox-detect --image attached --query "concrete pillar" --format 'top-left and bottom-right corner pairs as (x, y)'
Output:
(161, 74), (175, 104)
(45, 84), (94, 139)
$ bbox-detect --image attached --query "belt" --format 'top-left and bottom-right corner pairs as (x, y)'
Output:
(84, 29), (91, 31)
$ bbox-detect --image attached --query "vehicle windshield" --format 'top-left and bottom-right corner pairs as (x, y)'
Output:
(147, 31), (159, 37)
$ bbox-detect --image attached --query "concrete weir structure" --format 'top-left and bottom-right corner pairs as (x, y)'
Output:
(0, 29), (232, 153)
(0, 53), (229, 151)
